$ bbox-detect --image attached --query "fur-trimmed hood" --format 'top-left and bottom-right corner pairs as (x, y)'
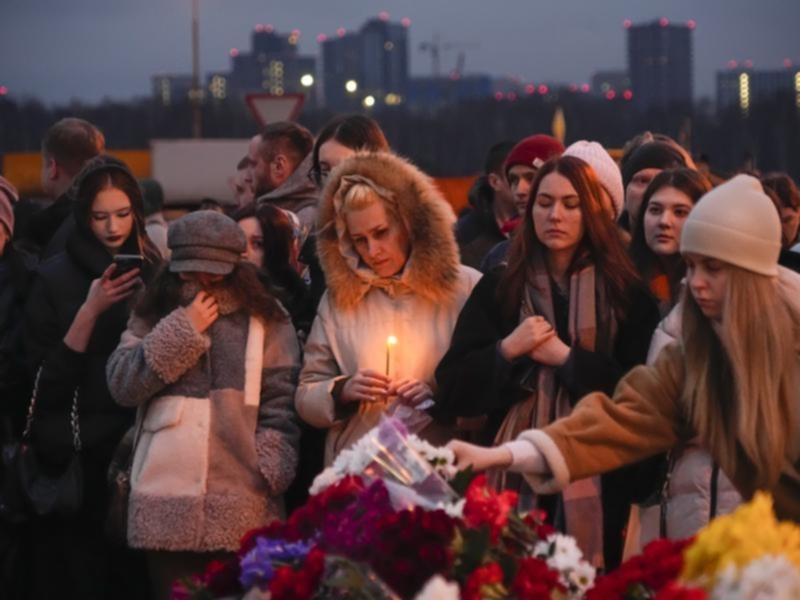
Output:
(317, 152), (460, 310)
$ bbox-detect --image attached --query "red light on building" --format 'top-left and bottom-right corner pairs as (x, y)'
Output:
(580, 83), (590, 93)
(507, 92), (518, 101)
(229, 48), (239, 57)
(623, 19), (632, 29)
(623, 90), (633, 101)
(606, 90), (617, 100)
(687, 19), (697, 30)
(401, 17), (412, 28)
(494, 91), (504, 101)
(0, 86), (8, 96)
(727, 59), (738, 69)
(744, 59), (753, 68)
(568, 83), (578, 92)
(784, 58), (793, 68)
(659, 17), (670, 27)
(525, 84), (535, 94)
(337, 27), (346, 38)
(378, 11), (390, 21)
(538, 84), (549, 95)
(317, 34), (328, 43)
(255, 24), (264, 33)
(265, 24), (274, 33)
(291, 29), (301, 36)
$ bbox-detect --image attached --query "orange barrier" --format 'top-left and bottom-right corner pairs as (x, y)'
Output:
(2, 150), (151, 197)
(2, 149), (476, 213)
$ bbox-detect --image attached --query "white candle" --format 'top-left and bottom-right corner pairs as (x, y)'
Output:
(385, 335), (398, 377)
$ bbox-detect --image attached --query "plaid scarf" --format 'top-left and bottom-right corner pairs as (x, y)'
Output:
(491, 251), (617, 568)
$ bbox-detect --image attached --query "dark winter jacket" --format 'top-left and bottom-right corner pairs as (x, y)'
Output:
(456, 176), (506, 270)
(19, 193), (72, 256)
(256, 154), (319, 242)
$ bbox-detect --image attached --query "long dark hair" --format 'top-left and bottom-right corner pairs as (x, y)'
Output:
(498, 156), (641, 320)
(134, 261), (287, 326)
(310, 115), (389, 187)
(73, 162), (161, 271)
(629, 168), (711, 283)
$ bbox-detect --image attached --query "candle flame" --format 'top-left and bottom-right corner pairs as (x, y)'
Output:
(386, 335), (398, 346)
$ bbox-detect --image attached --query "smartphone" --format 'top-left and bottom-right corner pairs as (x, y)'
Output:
(111, 254), (144, 278)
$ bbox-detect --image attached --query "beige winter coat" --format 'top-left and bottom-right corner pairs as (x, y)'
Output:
(295, 152), (481, 465)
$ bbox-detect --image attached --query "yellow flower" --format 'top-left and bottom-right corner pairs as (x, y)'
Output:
(681, 492), (800, 587)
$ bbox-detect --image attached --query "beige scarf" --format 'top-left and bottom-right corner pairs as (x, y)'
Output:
(492, 251), (617, 568)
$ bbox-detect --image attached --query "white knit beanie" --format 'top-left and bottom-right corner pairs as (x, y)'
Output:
(680, 174), (781, 276)
(564, 140), (624, 219)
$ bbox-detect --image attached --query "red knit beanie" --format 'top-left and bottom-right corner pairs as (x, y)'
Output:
(504, 135), (565, 178)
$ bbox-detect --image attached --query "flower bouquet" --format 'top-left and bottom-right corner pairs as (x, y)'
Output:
(175, 417), (595, 599)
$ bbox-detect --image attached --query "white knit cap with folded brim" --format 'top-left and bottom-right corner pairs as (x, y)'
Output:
(563, 140), (624, 219)
(680, 174), (781, 276)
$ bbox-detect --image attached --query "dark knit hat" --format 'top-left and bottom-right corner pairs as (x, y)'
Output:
(504, 135), (565, 178)
(168, 211), (246, 275)
(621, 141), (686, 190)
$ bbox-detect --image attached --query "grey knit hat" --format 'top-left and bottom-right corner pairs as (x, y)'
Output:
(168, 210), (246, 275)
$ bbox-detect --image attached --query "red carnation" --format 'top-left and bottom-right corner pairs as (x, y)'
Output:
(655, 582), (707, 599)
(512, 557), (565, 600)
(268, 547), (326, 600)
(463, 474), (518, 542)
(463, 562), (505, 600)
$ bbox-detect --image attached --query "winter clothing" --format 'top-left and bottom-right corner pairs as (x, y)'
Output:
(256, 153), (319, 243)
(681, 174), (782, 277)
(0, 176), (18, 236)
(504, 135), (565, 178)
(106, 286), (301, 551)
(295, 152), (482, 466)
(456, 176), (507, 269)
(435, 266), (660, 567)
(168, 211), (246, 275)
(621, 142), (686, 192)
(508, 337), (800, 523)
(480, 239), (511, 273)
(563, 141), (624, 220)
(145, 213), (170, 260)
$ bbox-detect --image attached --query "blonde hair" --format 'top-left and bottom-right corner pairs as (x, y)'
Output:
(682, 266), (798, 487)
(336, 176), (405, 236)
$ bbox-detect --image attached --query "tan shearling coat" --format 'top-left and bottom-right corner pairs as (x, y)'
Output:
(295, 152), (481, 465)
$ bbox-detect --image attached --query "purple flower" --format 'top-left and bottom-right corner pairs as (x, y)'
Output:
(239, 538), (314, 590)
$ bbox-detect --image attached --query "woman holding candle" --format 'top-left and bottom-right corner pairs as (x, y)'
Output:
(295, 152), (482, 466)
(434, 155), (660, 569)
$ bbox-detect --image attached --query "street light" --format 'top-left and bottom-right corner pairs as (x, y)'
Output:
(301, 74), (314, 87)
(345, 80), (358, 93)
(363, 95), (376, 108)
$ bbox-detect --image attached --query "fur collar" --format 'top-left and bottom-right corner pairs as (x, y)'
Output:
(316, 152), (460, 310)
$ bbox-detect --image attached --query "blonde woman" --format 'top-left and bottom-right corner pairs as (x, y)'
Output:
(295, 152), (481, 466)
(449, 175), (800, 522)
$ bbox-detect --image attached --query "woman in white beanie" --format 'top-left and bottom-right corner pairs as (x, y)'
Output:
(448, 174), (800, 524)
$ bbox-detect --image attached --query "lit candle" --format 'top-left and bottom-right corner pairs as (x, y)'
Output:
(385, 335), (398, 377)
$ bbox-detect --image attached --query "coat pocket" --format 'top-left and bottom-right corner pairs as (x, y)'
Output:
(143, 396), (185, 432)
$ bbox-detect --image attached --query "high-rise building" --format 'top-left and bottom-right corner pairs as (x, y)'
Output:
(590, 70), (632, 98)
(717, 65), (800, 114)
(152, 74), (194, 106)
(321, 16), (410, 111)
(226, 26), (317, 104)
(627, 19), (693, 111)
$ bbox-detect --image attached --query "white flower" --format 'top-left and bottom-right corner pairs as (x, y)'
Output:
(535, 534), (584, 571)
(413, 575), (460, 600)
(711, 555), (800, 600)
(406, 435), (458, 480)
(436, 499), (465, 519)
(309, 466), (340, 495)
(567, 560), (596, 595)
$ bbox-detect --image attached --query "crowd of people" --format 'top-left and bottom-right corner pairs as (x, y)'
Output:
(0, 114), (799, 598)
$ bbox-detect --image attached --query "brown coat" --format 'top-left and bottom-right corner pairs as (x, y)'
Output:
(517, 342), (800, 522)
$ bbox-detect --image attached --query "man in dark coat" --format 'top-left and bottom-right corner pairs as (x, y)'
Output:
(16, 118), (105, 258)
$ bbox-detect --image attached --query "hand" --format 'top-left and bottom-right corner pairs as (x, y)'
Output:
(447, 440), (513, 472)
(340, 369), (390, 403)
(499, 316), (556, 361)
(389, 378), (433, 407)
(83, 264), (141, 317)
(530, 335), (570, 367)
(184, 291), (219, 333)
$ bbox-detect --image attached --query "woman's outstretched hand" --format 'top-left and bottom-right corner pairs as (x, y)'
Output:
(446, 440), (514, 472)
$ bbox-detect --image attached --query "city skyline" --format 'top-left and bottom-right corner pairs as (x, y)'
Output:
(1, 0), (798, 106)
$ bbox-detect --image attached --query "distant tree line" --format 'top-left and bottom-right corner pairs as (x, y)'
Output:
(1, 91), (798, 180)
